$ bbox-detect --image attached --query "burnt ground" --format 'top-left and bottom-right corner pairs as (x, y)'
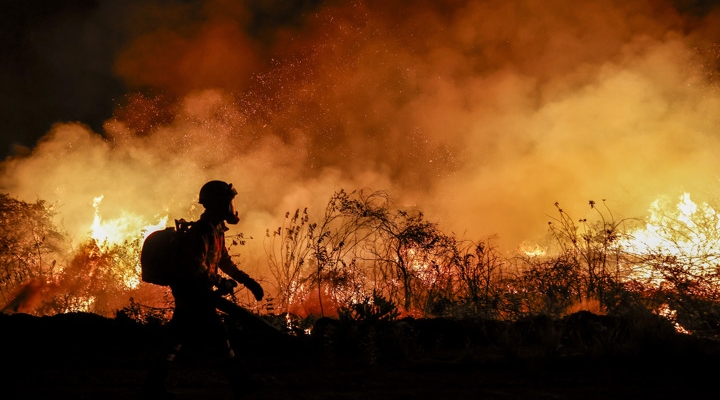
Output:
(3, 311), (720, 400)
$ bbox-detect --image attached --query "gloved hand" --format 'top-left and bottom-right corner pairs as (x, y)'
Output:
(217, 277), (238, 295)
(243, 278), (264, 301)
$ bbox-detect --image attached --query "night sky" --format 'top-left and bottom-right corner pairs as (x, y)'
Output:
(2, 0), (121, 157)
(0, 0), (324, 157)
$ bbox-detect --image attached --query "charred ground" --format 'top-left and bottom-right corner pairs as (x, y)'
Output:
(3, 310), (719, 400)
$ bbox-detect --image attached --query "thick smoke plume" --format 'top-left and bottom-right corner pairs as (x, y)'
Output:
(2, 0), (720, 286)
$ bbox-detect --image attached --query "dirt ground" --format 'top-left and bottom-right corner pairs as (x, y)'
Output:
(11, 354), (720, 400)
(3, 312), (719, 400)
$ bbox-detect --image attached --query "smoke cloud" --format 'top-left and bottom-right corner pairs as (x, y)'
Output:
(2, 0), (720, 272)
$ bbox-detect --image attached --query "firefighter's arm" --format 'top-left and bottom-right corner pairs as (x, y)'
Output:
(216, 276), (237, 295)
(219, 253), (264, 301)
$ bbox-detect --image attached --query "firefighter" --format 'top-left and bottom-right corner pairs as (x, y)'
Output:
(142, 180), (265, 399)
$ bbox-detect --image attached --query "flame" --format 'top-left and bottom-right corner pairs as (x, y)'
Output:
(520, 242), (547, 258)
(142, 217), (170, 240)
(63, 296), (96, 314)
(622, 192), (720, 286)
(86, 195), (169, 291)
(655, 303), (690, 334)
(90, 195), (168, 246)
(625, 193), (720, 256)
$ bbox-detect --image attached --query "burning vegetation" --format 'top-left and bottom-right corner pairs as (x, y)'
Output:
(1, 0), (720, 354)
(3, 188), (720, 339)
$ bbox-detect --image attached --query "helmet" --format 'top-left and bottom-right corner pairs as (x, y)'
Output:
(199, 180), (237, 205)
(199, 180), (240, 224)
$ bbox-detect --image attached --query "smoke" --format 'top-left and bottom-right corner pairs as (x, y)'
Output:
(2, 280), (46, 314)
(2, 0), (720, 267)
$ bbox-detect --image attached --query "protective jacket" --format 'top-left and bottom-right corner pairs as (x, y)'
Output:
(174, 212), (252, 290)
(167, 211), (257, 356)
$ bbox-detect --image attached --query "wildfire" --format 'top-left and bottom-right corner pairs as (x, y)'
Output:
(622, 192), (720, 286)
(90, 195), (168, 246)
(655, 303), (691, 335)
(625, 193), (720, 256)
(90, 195), (167, 245)
(63, 296), (96, 314)
(87, 195), (169, 290)
(520, 242), (547, 258)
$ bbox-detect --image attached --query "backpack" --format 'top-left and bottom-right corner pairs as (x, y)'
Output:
(140, 219), (193, 286)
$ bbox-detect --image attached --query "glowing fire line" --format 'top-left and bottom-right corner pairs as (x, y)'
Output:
(90, 195), (168, 245)
(88, 195), (168, 290)
(622, 192), (720, 286)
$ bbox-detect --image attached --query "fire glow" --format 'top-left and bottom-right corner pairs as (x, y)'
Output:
(625, 193), (720, 256)
(91, 195), (168, 246)
(623, 192), (720, 288)
(1, 1), (720, 327)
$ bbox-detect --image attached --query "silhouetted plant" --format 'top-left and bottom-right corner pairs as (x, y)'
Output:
(547, 199), (635, 311)
(264, 208), (314, 314)
(335, 191), (460, 314)
(264, 189), (468, 318)
(452, 239), (505, 319)
(338, 291), (399, 323)
(0, 194), (68, 313)
(519, 257), (584, 317)
(308, 189), (379, 316)
(264, 191), (378, 316)
(117, 296), (172, 325)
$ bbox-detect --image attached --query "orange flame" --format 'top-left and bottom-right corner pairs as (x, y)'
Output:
(90, 195), (168, 246)
(622, 192), (720, 286)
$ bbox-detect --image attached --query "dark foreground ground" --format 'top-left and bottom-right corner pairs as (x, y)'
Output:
(3, 311), (720, 400)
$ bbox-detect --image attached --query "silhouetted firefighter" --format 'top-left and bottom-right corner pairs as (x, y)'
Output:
(141, 180), (265, 399)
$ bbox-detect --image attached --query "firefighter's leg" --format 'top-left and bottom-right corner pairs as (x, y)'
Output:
(212, 317), (261, 398)
(140, 342), (181, 399)
(221, 352), (262, 399)
(141, 316), (184, 399)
